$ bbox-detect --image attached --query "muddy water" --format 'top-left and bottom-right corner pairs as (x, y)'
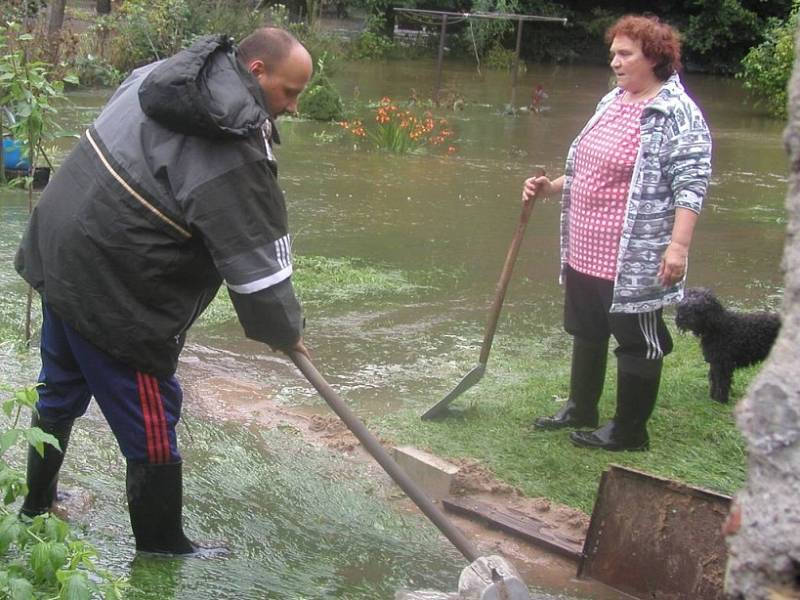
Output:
(0, 58), (786, 598)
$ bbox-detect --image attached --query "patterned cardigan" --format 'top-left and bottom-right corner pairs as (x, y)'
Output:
(560, 73), (712, 313)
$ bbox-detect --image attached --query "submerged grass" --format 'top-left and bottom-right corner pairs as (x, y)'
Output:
(372, 331), (749, 514)
(199, 254), (423, 326)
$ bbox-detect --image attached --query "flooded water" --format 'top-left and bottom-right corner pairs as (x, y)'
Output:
(0, 58), (787, 598)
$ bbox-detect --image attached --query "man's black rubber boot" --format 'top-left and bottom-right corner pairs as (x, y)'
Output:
(20, 413), (73, 518)
(126, 461), (199, 555)
(570, 356), (662, 451)
(533, 337), (608, 430)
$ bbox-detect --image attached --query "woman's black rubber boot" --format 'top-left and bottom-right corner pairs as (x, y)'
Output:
(126, 461), (198, 555)
(20, 413), (73, 517)
(533, 337), (608, 430)
(570, 356), (662, 451)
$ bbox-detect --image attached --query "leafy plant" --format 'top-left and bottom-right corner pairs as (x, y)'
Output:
(484, 41), (526, 72)
(0, 23), (77, 342)
(66, 54), (122, 88)
(0, 23), (76, 186)
(348, 30), (395, 60)
(186, 0), (268, 43)
(109, 0), (193, 72)
(738, 2), (798, 118)
(467, 0), (520, 59)
(298, 54), (344, 121)
(0, 386), (127, 599)
(340, 97), (457, 154)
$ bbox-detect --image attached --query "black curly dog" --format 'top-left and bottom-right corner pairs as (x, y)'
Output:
(675, 288), (781, 403)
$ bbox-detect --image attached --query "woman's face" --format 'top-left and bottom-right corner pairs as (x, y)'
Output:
(609, 35), (658, 93)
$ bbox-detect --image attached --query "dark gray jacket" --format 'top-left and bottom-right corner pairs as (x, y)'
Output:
(16, 35), (303, 377)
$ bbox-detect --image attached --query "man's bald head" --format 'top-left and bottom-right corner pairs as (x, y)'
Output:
(238, 27), (301, 71)
(238, 27), (313, 117)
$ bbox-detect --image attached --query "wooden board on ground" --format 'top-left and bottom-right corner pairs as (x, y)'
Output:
(578, 464), (731, 600)
(442, 496), (583, 561)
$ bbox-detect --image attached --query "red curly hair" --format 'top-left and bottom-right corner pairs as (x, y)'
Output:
(605, 15), (682, 81)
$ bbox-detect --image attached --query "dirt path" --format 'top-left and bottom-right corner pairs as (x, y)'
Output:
(181, 371), (628, 599)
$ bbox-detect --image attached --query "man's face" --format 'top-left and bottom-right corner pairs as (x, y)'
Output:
(250, 45), (313, 117)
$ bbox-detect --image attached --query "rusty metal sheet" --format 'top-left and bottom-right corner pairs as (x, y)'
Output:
(578, 464), (731, 600)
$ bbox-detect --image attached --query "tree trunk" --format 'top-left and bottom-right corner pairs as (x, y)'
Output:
(96, 0), (111, 15)
(724, 19), (800, 600)
(47, 0), (67, 62)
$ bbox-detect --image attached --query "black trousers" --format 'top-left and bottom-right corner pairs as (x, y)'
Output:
(563, 265), (673, 360)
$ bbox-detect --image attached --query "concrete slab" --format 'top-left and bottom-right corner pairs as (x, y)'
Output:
(392, 445), (460, 500)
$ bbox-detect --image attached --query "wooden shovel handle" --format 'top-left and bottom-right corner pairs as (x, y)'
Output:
(478, 167), (546, 366)
(290, 351), (480, 563)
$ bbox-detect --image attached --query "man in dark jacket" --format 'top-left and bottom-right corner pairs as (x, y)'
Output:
(15, 28), (313, 555)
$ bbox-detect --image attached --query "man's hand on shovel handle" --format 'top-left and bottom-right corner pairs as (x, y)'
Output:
(275, 336), (312, 360)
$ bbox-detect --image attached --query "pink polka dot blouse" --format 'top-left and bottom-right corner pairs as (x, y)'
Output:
(568, 96), (649, 281)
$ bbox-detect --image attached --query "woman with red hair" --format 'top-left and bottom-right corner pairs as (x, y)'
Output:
(523, 15), (712, 451)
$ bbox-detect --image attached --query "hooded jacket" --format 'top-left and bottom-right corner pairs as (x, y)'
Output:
(559, 73), (712, 313)
(16, 35), (303, 378)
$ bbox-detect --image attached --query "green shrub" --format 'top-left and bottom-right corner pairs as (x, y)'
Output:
(484, 42), (526, 72)
(66, 55), (123, 88)
(739, 4), (798, 118)
(186, 0), (267, 44)
(348, 31), (394, 60)
(299, 80), (344, 121)
(299, 54), (343, 121)
(109, 0), (193, 72)
(0, 386), (127, 599)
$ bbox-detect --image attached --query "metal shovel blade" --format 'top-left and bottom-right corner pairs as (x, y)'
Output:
(421, 363), (485, 420)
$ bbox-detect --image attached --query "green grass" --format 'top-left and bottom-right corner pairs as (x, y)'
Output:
(371, 332), (749, 514)
(199, 254), (423, 326)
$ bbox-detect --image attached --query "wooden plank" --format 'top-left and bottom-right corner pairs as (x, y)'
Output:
(442, 496), (583, 561)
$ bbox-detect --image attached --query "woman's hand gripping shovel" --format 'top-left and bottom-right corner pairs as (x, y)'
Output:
(290, 351), (531, 599)
(421, 167), (546, 420)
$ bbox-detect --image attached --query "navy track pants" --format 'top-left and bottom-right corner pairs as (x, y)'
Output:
(36, 303), (182, 464)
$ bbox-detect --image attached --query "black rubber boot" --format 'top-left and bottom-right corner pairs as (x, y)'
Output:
(533, 337), (608, 430)
(126, 461), (198, 555)
(20, 413), (73, 518)
(570, 356), (662, 451)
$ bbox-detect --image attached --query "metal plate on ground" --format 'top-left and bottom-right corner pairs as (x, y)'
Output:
(578, 465), (731, 600)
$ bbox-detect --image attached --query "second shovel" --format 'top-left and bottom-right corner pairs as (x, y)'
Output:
(421, 167), (546, 420)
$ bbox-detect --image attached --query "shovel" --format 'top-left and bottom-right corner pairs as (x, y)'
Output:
(290, 351), (530, 599)
(422, 167), (546, 420)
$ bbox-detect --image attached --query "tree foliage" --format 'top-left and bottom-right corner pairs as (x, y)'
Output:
(739, 2), (798, 117)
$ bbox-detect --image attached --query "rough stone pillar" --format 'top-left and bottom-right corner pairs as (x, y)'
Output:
(724, 19), (800, 600)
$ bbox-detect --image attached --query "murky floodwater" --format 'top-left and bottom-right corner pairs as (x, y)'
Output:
(0, 58), (787, 598)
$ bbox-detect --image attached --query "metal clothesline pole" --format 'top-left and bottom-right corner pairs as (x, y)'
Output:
(394, 7), (567, 24)
(510, 17), (524, 110)
(435, 13), (448, 106)
(393, 7), (567, 109)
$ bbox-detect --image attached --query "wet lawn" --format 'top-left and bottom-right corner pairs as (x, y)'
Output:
(372, 331), (748, 514)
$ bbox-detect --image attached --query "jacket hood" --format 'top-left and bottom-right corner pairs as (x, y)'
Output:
(138, 35), (269, 139)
